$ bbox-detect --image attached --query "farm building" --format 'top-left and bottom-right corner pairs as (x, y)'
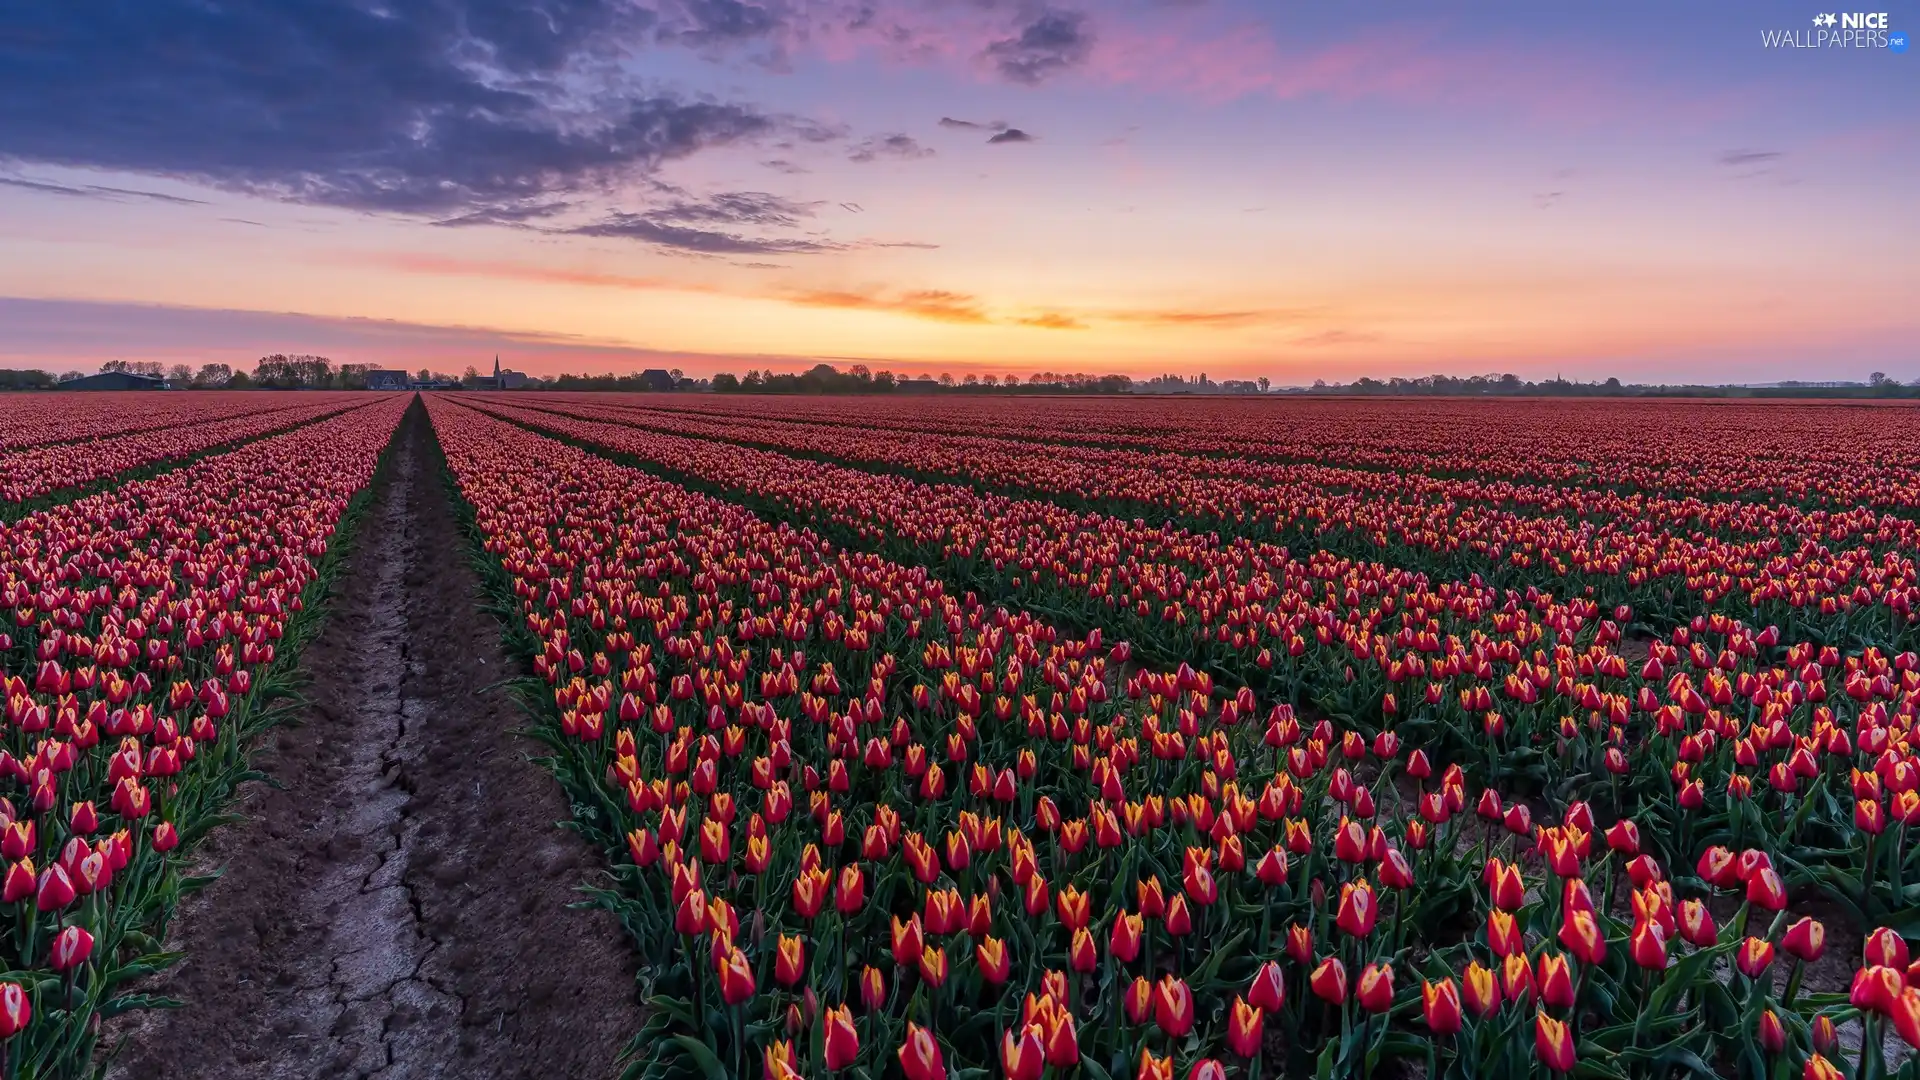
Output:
(364, 369), (410, 391)
(62, 371), (168, 390)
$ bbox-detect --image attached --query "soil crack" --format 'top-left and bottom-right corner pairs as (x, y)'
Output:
(105, 402), (643, 1080)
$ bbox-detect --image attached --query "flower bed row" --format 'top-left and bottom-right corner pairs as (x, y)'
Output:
(427, 395), (1920, 1080)
(489, 395), (1920, 650)
(0, 397), (407, 1077)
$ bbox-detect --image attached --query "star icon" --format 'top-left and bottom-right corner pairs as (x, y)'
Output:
(1823, 13), (1839, 26)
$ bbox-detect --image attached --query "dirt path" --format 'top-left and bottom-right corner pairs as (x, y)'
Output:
(106, 406), (642, 1079)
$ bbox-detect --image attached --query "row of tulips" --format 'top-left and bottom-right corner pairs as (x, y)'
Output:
(484, 394), (1920, 651)
(427, 395), (1920, 1080)
(0, 393), (378, 511)
(542, 395), (1918, 556)
(0, 396), (406, 1077)
(599, 394), (1920, 514)
(0, 392), (339, 454)
(457, 393), (1920, 900)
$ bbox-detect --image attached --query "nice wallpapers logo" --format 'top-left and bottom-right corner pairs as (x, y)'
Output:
(1762, 11), (1907, 49)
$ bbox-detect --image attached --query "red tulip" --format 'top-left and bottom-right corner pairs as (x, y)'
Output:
(0, 982), (27, 1038)
(823, 1005), (859, 1070)
(1357, 962), (1394, 1013)
(775, 934), (806, 987)
(1226, 996), (1263, 1057)
(1866, 927), (1910, 969)
(1758, 1009), (1787, 1055)
(35, 864), (74, 912)
(1804, 1055), (1845, 1080)
(1462, 961), (1500, 1017)
(1107, 910), (1144, 963)
(1153, 976), (1194, 1037)
(835, 865), (866, 915)
(48, 924), (92, 972)
(898, 1023), (944, 1080)
(1536, 952), (1574, 1008)
(1783, 917), (1826, 962)
(1188, 1061), (1227, 1080)
(977, 936), (1011, 985)
(1310, 957), (1348, 1004)
(1558, 909), (1605, 965)
(1747, 868), (1787, 911)
(717, 947), (755, 1005)
(1136, 1051), (1173, 1080)
(1000, 1025), (1045, 1080)
(1335, 879), (1377, 938)
(860, 966), (887, 1011)
(1535, 1010), (1576, 1073)
(1487, 910), (1524, 957)
(1676, 899), (1717, 948)
(1423, 977), (1463, 1035)
(1735, 937), (1774, 979)
(1629, 919), (1668, 971)
(1248, 960), (1285, 1011)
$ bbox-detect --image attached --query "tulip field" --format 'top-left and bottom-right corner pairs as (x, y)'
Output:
(415, 390), (1920, 1080)
(0, 392), (409, 1078)
(7, 387), (1920, 1080)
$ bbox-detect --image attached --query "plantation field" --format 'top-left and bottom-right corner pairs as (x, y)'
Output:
(2, 389), (1918, 1080)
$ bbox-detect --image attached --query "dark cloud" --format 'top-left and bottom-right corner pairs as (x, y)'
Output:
(761, 159), (810, 174)
(0, 1), (813, 220)
(432, 201), (575, 228)
(849, 134), (935, 163)
(0, 176), (207, 206)
(937, 117), (1010, 131)
(983, 9), (1093, 85)
(565, 189), (834, 253)
(569, 215), (847, 254)
(987, 128), (1036, 144)
(1718, 149), (1783, 167)
(646, 191), (816, 228)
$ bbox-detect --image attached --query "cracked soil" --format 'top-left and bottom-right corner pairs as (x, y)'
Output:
(106, 409), (643, 1079)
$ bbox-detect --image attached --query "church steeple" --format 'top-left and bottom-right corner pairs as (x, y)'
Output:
(493, 354), (500, 379)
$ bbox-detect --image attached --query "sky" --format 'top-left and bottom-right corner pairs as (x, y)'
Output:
(0, 0), (1911, 384)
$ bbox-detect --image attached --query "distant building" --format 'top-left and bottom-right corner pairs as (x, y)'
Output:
(364, 369), (410, 391)
(898, 377), (940, 393)
(489, 355), (529, 389)
(638, 369), (675, 392)
(62, 372), (168, 391)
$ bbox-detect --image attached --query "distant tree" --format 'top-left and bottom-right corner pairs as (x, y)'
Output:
(227, 370), (253, 389)
(255, 353), (335, 388)
(193, 363), (233, 388)
(338, 363), (372, 390)
(963, 374), (979, 386)
(167, 363), (192, 385)
(873, 370), (897, 392)
(669, 368), (686, 385)
(0, 369), (55, 390)
(981, 373), (999, 387)
(741, 369), (764, 390)
(1870, 371), (1890, 386)
(58, 371), (84, 384)
(939, 373), (955, 387)
(711, 372), (741, 393)
(1257, 377), (1270, 393)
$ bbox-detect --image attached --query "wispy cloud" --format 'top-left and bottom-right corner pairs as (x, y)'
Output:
(849, 133), (935, 162)
(785, 288), (991, 324)
(1717, 148), (1782, 167)
(1107, 308), (1278, 327)
(987, 128), (1036, 144)
(1292, 330), (1382, 347)
(0, 176), (207, 206)
(1016, 312), (1088, 330)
